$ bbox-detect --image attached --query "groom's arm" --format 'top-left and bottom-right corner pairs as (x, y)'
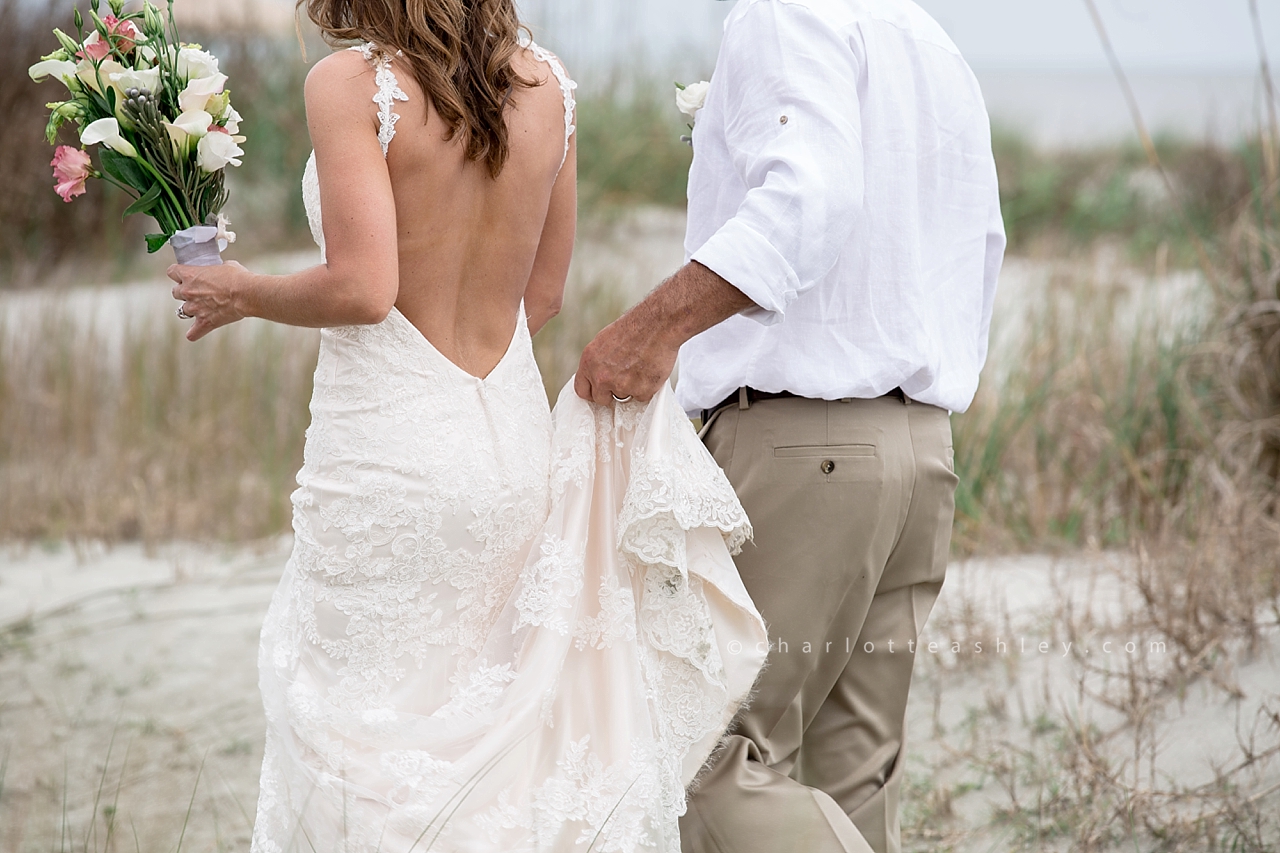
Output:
(574, 261), (752, 406)
(576, 1), (863, 403)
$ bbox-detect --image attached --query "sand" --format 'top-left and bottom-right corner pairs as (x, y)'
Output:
(2, 541), (1276, 851)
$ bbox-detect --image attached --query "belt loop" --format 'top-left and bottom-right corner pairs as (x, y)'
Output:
(738, 386), (750, 410)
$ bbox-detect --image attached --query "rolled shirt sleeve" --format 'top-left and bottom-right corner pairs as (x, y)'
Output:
(690, 0), (865, 326)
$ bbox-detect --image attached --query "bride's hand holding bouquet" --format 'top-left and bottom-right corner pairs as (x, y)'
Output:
(30, 0), (244, 266)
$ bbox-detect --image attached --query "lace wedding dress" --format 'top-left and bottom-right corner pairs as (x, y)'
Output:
(250, 43), (767, 853)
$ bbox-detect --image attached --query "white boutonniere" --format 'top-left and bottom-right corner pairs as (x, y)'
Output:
(675, 80), (710, 145)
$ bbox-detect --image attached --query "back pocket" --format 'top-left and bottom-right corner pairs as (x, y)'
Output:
(769, 443), (880, 484)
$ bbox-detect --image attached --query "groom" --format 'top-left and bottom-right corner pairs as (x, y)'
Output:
(576, 0), (1003, 851)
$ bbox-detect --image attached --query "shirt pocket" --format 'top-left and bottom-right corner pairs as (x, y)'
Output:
(770, 442), (880, 484)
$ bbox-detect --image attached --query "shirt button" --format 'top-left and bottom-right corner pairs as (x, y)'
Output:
(821, 460), (836, 475)
(780, 115), (789, 125)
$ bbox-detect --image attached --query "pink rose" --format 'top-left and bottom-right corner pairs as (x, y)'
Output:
(76, 16), (138, 60)
(77, 32), (110, 61)
(104, 15), (139, 54)
(207, 124), (230, 135)
(51, 145), (92, 203)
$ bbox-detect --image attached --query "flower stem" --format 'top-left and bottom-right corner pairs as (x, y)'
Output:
(132, 155), (191, 229)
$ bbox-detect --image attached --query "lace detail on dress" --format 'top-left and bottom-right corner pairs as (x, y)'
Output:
(351, 42), (409, 158)
(523, 38), (577, 167)
(253, 367), (767, 852)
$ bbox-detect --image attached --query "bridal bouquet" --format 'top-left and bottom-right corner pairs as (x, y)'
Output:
(29, 0), (243, 265)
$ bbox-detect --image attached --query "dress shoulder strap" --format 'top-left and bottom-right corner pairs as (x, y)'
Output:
(522, 38), (577, 168)
(349, 42), (409, 158)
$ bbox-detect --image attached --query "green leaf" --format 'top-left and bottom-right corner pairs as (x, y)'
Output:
(83, 87), (113, 120)
(123, 181), (162, 217)
(99, 148), (149, 192)
(145, 233), (169, 253)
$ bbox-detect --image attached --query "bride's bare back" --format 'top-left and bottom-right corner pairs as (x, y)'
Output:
(304, 44), (577, 379)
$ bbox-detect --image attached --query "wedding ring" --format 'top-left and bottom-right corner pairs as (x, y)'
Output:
(176, 306), (194, 320)
(612, 394), (632, 403)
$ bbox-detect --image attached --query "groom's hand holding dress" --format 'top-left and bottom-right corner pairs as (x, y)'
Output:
(579, 1), (1004, 852)
(574, 260), (751, 406)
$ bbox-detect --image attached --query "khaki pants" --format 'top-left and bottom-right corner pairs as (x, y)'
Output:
(680, 394), (957, 853)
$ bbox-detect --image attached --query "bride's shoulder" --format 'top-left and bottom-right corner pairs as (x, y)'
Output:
(302, 48), (385, 137)
(304, 47), (379, 104)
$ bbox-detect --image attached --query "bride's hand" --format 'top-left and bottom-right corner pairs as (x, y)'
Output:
(168, 261), (251, 342)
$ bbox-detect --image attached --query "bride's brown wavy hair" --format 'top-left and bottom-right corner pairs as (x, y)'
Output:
(299, 0), (537, 177)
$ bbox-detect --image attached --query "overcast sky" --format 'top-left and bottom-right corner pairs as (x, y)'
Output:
(36, 0), (1276, 72)
(514, 0), (1280, 75)
(916, 0), (1280, 71)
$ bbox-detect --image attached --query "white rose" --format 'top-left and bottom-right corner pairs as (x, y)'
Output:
(197, 130), (243, 171)
(177, 47), (220, 80)
(80, 117), (138, 157)
(164, 109), (213, 147)
(676, 81), (711, 121)
(29, 59), (78, 86)
(110, 66), (161, 94)
(178, 73), (228, 113)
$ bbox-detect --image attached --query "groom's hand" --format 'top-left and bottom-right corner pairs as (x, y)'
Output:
(575, 307), (680, 406)
(576, 261), (756, 405)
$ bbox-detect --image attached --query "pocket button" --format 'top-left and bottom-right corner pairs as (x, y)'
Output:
(820, 460), (836, 475)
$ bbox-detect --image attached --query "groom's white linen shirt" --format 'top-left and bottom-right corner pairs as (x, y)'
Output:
(676, 0), (1005, 415)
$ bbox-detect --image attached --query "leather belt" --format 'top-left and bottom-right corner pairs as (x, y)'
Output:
(700, 386), (907, 424)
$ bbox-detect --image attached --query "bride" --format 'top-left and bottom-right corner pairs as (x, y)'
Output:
(165, 0), (766, 850)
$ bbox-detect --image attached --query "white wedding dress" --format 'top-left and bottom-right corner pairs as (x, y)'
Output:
(250, 43), (767, 853)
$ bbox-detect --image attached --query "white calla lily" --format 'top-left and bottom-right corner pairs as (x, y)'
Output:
(163, 109), (213, 146)
(196, 131), (243, 172)
(178, 73), (228, 113)
(81, 117), (138, 157)
(75, 58), (126, 95)
(29, 59), (78, 85)
(110, 67), (161, 94)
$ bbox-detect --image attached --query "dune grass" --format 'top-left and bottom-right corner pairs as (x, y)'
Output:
(0, 312), (317, 544)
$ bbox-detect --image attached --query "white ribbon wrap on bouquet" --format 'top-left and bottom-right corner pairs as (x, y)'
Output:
(169, 225), (225, 266)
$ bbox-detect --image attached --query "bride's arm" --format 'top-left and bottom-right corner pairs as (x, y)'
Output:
(524, 132), (576, 336)
(168, 52), (399, 342)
